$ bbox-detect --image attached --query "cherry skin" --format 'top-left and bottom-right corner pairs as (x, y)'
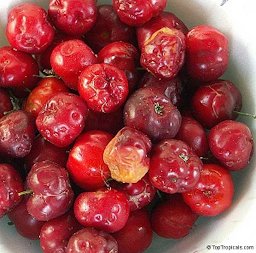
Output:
(36, 92), (88, 148)
(113, 0), (167, 27)
(74, 188), (130, 233)
(149, 139), (202, 194)
(7, 197), (45, 240)
(176, 115), (209, 157)
(0, 163), (24, 218)
(24, 77), (69, 118)
(85, 4), (136, 53)
(0, 46), (39, 89)
(40, 211), (82, 253)
(98, 41), (139, 91)
(112, 209), (153, 253)
(48, 0), (97, 36)
(137, 11), (189, 49)
(151, 194), (198, 239)
(111, 174), (157, 211)
(186, 25), (229, 82)
(78, 63), (129, 113)
(26, 160), (74, 221)
(191, 79), (242, 128)
(66, 227), (118, 253)
(6, 3), (55, 54)
(0, 88), (12, 118)
(0, 110), (36, 158)
(67, 130), (113, 191)
(182, 163), (234, 216)
(103, 127), (152, 184)
(50, 39), (97, 90)
(208, 120), (253, 171)
(124, 86), (181, 142)
(140, 27), (186, 80)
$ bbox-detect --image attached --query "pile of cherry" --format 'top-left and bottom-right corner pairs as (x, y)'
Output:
(0, 0), (254, 252)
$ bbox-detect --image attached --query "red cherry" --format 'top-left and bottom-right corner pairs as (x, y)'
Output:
(74, 188), (130, 233)
(6, 3), (55, 54)
(67, 130), (113, 191)
(182, 163), (234, 216)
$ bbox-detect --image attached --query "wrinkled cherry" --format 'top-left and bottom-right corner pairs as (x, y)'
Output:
(186, 25), (229, 82)
(208, 120), (253, 171)
(6, 3), (55, 53)
(0, 110), (36, 158)
(113, 0), (167, 26)
(48, 0), (97, 36)
(66, 227), (118, 253)
(36, 92), (88, 148)
(182, 163), (234, 216)
(149, 139), (202, 193)
(103, 127), (152, 184)
(0, 163), (24, 218)
(137, 11), (188, 48)
(67, 130), (113, 191)
(26, 160), (74, 221)
(140, 27), (186, 80)
(74, 188), (130, 233)
(78, 63), (129, 113)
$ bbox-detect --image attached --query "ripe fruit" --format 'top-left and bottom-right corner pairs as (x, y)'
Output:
(182, 163), (234, 216)
(74, 188), (130, 233)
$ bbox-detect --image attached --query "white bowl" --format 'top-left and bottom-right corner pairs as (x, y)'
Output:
(1, 0), (256, 252)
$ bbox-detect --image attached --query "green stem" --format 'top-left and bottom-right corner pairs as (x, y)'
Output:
(18, 189), (33, 196)
(233, 110), (256, 119)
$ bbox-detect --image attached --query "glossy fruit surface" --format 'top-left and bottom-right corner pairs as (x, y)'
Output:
(8, 197), (45, 240)
(124, 86), (181, 142)
(151, 194), (198, 239)
(208, 120), (253, 170)
(26, 160), (74, 221)
(0, 163), (24, 218)
(24, 77), (69, 118)
(78, 63), (129, 113)
(182, 163), (234, 216)
(67, 130), (113, 191)
(6, 3), (55, 53)
(36, 92), (88, 147)
(48, 0), (97, 36)
(74, 188), (130, 233)
(50, 39), (97, 90)
(103, 127), (152, 183)
(40, 211), (82, 253)
(66, 227), (118, 253)
(0, 46), (39, 89)
(149, 139), (202, 193)
(113, 209), (153, 253)
(191, 80), (242, 128)
(186, 25), (229, 82)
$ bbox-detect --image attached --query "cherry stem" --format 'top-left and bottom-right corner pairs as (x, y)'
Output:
(18, 189), (33, 196)
(233, 110), (256, 119)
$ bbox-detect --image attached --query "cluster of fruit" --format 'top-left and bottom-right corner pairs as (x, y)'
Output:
(0, 0), (254, 253)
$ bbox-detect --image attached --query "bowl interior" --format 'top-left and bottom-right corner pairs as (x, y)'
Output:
(0, 0), (256, 252)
